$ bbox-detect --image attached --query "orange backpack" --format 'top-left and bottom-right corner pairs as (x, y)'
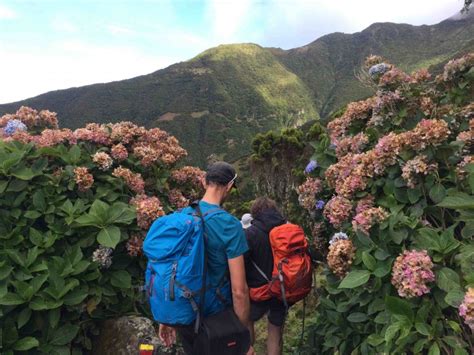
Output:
(249, 223), (313, 307)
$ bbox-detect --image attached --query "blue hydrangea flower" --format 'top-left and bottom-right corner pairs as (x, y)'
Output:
(368, 63), (390, 78)
(4, 119), (27, 136)
(315, 200), (325, 210)
(329, 232), (349, 245)
(304, 160), (318, 174)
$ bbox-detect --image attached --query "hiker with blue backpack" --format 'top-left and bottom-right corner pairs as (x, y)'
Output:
(143, 161), (255, 355)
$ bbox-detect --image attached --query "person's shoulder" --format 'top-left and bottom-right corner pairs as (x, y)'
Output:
(208, 209), (240, 226)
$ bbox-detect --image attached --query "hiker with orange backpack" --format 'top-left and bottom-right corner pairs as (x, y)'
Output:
(244, 197), (312, 355)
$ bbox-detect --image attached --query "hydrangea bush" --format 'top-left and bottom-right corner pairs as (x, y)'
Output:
(296, 54), (474, 353)
(0, 108), (204, 354)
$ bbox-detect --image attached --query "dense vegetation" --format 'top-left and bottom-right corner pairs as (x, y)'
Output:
(1, 14), (473, 166)
(0, 109), (204, 354)
(251, 53), (474, 353)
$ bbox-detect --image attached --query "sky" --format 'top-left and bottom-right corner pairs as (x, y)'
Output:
(0, 0), (464, 104)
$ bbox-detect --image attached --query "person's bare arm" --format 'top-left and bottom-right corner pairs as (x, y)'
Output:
(228, 255), (255, 354)
(228, 255), (250, 325)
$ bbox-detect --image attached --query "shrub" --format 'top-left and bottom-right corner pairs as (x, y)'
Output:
(298, 54), (474, 353)
(0, 108), (203, 354)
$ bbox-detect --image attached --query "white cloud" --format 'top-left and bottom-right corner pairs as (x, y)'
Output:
(260, 0), (461, 48)
(0, 41), (178, 103)
(106, 24), (134, 36)
(50, 17), (78, 33)
(206, 0), (255, 42)
(0, 4), (16, 19)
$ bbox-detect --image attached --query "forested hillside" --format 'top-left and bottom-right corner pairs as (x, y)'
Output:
(1, 12), (473, 166)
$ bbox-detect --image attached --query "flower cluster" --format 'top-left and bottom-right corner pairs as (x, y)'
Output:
(459, 287), (474, 331)
(74, 123), (111, 145)
(74, 167), (94, 192)
(126, 234), (144, 257)
(391, 250), (435, 298)
(0, 106), (59, 130)
(297, 177), (323, 211)
(111, 143), (129, 161)
(369, 90), (402, 127)
(112, 167), (145, 194)
(92, 246), (113, 269)
(131, 195), (164, 229)
(323, 196), (352, 228)
(92, 152), (113, 171)
(168, 188), (189, 208)
(335, 133), (369, 158)
(378, 68), (411, 88)
(355, 195), (375, 214)
(0, 109), (190, 169)
(439, 53), (474, 82)
(3, 119), (27, 136)
(327, 239), (356, 278)
(329, 232), (349, 245)
(456, 155), (474, 180)
(401, 155), (438, 188)
(352, 207), (389, 235)
(456, 118), (474, 148)
(410, 68), (431, 83)
(364, 55), (384, 68)
(327, 98), (374, 144)
(368, 63), (391, 78)
(325, 119), (450, 197)
(171, 166), (205, 187)
(304, 160), (318, 174)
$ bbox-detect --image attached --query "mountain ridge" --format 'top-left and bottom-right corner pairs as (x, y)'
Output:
(1, 14), (473, 166)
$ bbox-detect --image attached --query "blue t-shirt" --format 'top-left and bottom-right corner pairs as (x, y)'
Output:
(193, 200), (248, 286)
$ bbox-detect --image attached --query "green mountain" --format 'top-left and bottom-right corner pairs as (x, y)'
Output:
(1, 13), (473, 166)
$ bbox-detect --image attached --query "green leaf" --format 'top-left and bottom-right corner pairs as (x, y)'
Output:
(445, 289), (465, 307)
(415, 322), (431, 336)
(429, 184), (446, 203)
(10, 166), (38, 180)
(428, 342), (440, 355)
(6, 249), (25, 267)
(49, 324), (80, 346)
(438, 192), (474, 209)
(97, 225), (121, 248)
(385, 296), (414, 321)
(63, 287), (88, 306)
(0, 265), (13, 280)
(49, 308), (61, 329)
(413, 339), (428, 353)
(17, 307), (32, 329)
(32, 190), (47, 211)
(110, 270), (131, 289)
(362, 252), (376, 271)
(384, 323), (400, 343)
(448, 320), (462, 334)
(13, 337), (39, 351)
(89, 200), (110, 225)
(347, 312), (368, 322)
(436, 267), (461, 292)
(366, 334), (384, 347)
(0, 292), (26, 305)
(338, 270), (371, 289)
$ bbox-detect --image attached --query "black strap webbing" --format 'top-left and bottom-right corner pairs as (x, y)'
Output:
(193, 201), (208, 334)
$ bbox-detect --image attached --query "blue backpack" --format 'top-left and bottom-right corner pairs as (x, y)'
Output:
(143, 202), (231, 331)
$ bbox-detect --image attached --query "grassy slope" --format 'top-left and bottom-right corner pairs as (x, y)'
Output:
(0, 16), (472, 166)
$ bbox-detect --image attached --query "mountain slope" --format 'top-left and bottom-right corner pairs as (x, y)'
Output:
(1, 14), (473, 166)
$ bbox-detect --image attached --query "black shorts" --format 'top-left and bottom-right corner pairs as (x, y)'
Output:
(250, 298), (289, 327)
